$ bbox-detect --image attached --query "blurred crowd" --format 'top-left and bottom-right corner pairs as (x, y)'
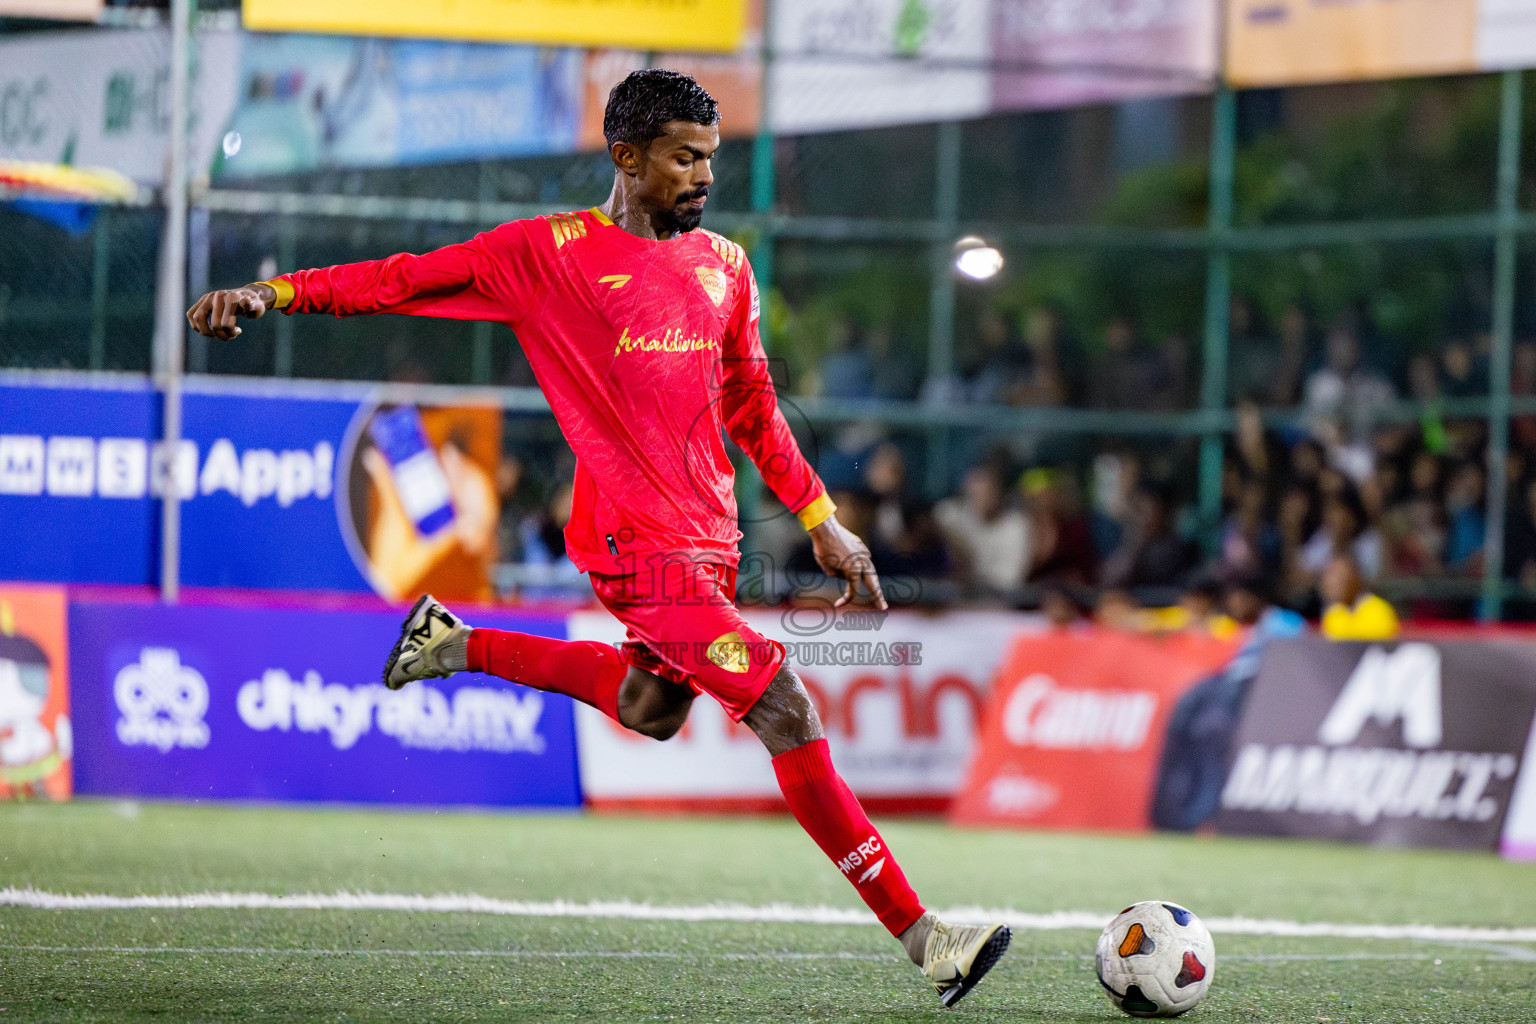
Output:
(491, 297), (1536, 623)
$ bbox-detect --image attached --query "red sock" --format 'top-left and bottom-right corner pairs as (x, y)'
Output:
(467, 629), (624, 723)
(772, 738), (926, 936)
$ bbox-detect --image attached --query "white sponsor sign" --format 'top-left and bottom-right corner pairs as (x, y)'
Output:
(570, 608), (1040, 805)
(0, 0), (100, 19)
(237, 668), (546, 754)
(0, 27), (240, 186)
(0, 432), (333, 506)
(114, 647), (210, 752)
(769, 0), (991, 134)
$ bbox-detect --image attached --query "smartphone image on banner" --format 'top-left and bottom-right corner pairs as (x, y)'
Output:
(367, 406), (456, 538)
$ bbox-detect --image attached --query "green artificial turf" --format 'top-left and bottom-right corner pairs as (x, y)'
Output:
(1, 800), (1534, 1022)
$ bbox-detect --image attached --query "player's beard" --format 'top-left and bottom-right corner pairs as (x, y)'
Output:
(658, 188), (707, 234)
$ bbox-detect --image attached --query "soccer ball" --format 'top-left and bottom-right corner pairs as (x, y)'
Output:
(1095, 900), (1215, 1017)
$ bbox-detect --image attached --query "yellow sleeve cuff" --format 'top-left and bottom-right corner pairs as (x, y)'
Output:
(796, 492), (837, 531)
(262, 277), (295, 310)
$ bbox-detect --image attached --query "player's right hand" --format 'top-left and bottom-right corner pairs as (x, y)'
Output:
(186, 283), (277, 340)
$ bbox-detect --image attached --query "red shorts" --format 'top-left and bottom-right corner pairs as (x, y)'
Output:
(588, 559), (785, 722)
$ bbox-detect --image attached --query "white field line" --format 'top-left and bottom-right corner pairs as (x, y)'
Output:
(0, 945), (1490, 963)
(3, 888), (1536, 944)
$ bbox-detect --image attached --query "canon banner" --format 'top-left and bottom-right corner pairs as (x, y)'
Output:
(1214, 638), (1536, 852)
(951, 630), (1240, 831)
(68, 598), (580, 807)
(570, 608), (1036, 811)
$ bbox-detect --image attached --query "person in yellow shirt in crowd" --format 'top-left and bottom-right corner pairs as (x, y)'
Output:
(1319, 552), (1400, 640)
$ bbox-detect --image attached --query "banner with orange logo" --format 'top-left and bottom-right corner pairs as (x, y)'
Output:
(570, 608), (1039, 812)
(0, 584), (71, 801)
(951, 630), (1239, 831)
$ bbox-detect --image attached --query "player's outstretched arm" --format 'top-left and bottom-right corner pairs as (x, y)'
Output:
(809, 515), (888, 611)
(186, 282), (277, 340)
(188, 223), (541, 335)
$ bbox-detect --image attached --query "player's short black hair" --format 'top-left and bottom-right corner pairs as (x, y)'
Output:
(603, 69), (720, 150)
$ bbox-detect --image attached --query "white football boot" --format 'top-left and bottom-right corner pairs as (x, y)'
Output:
(383, 594), (471, 690)
(921, 918), (1012, 1008)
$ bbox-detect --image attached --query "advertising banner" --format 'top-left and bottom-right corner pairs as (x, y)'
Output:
(570, 608), (1036, 810)
(242, 0), (749, 55)
(0, 0), (100, 18)
(0, 584), (71, 801)
(0, 380), (503, 600)
(0, 28), (240, 186)
(580, 47), (763, 150)
(990, 0), (1217, 112)
(1224, 0), (1536, 87)
(69, 598), (579, 807)
(950, 630), (1240, 831)
(219, 34), (582, 177)
(1214, 638), (1536, 851)
(769, 0), (993, 135)
(1503, 708), (1536, 859)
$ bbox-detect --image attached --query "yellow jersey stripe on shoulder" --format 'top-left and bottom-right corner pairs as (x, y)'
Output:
(704, 230), (745, 270)
(548, 211), (589, 249)
(588, 206), (614, 226)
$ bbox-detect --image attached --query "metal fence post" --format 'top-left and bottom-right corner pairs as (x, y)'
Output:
(925, 120), (962, 499)
(1197, 84), (1236, 551)
(154, 0), (192, 603)
(274, 215), (297, 377)
(737, 7), (777, 549)
(89, 207), (111, 370)
(1482, 69), (1524, 621)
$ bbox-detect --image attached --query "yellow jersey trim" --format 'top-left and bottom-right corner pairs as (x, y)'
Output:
(797, 492), (837, 531)
(548, 211), (589, 248)
(589, 206), (614, 226)
(263, 278), (295, 310)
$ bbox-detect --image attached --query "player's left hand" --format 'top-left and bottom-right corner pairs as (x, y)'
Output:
(809, 515), (888, 610)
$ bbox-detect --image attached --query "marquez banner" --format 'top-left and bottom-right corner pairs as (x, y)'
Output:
(1214, 638), (1536, 852)
(950, 629), (1240, 831)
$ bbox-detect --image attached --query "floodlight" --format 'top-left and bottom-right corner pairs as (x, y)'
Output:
(953, 236), (1003, 280)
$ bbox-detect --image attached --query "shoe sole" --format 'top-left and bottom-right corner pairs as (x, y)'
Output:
(381, 593), (433, 690)
(939, 925), (1012, 1009)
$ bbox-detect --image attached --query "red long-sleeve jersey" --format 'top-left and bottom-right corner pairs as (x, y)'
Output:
(276, 207), (831, 575)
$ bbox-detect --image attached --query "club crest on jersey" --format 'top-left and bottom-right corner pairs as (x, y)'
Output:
(705, 631), (751, 674)
(696, 266), (728, 307)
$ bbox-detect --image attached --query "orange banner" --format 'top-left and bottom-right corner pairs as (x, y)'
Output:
(580, 49), (763, 152)
(1226, 0), (1478, 88)
(951, 629), (1238, 831)
(0, 584), (71, 801)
